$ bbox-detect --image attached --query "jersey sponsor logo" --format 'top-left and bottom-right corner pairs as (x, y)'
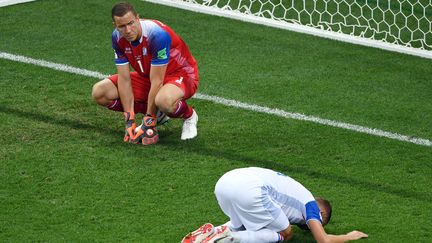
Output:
(157, 48), (167, 60)
(142, 47), (147, 56)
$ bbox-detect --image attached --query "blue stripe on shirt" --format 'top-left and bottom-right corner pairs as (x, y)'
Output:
(148, 27), (171, 65)
(112, 30), (128, 65)
(305, 200), (322, 223)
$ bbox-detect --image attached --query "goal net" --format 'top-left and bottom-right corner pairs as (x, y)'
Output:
(144, 0), (432, 59)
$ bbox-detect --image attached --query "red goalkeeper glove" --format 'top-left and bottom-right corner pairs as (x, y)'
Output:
(123, 111), (136, 143)
(131, 114), (159, 145)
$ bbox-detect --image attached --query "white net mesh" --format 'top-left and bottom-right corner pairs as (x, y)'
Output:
(182, 0), (432, 51)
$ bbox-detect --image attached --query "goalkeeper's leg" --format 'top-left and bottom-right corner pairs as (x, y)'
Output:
(92, 75), (151, 113)
(155, 77), (198, 140)
(92, 75), (169, 122)
(91, 78), (120, 108)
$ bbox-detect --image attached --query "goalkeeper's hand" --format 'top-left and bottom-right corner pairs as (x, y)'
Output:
(131, 114), (159, 145)
(123, 111), (136, 143)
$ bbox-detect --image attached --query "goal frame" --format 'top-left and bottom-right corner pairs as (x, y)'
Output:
(142, 0), (432, 59)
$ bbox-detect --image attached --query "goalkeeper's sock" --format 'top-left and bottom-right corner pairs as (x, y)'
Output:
(168, 99), (193, 119)
(106, 99), (123, 112)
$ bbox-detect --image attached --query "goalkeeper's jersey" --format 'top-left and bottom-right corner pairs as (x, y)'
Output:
(111, 19), (198, 80)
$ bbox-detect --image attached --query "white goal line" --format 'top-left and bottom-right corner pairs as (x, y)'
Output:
(0, 51), (430, 147)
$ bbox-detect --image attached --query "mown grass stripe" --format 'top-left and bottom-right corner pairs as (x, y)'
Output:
(1, 51), (430, 147)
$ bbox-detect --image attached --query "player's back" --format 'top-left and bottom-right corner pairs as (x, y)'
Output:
(227, 167), (316, 224)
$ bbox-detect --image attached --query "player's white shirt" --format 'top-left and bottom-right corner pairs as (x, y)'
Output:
(215, 167), (321, 231)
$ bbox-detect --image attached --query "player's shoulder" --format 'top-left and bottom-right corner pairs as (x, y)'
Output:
(140, 19), (166, 37)
(140, 19), (168, 27)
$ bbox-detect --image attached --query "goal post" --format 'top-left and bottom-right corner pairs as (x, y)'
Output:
(142, 0), (432, 59)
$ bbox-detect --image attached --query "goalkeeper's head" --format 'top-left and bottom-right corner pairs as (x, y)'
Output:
(111, 2), (142, 42)
(111, 2), (138, 21)
(316, 197), (332, 226)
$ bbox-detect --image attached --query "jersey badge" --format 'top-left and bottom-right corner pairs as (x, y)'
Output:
(157, 48), (167, 60)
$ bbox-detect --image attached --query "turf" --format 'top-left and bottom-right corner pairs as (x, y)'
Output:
(0, 0), (431, 242)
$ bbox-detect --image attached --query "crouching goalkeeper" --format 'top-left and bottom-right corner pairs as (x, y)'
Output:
(92, 2), (199, 145)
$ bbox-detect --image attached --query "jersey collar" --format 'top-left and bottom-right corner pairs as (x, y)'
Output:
(131, 35), (143, 47)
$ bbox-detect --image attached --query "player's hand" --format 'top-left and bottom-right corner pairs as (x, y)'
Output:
(346, 230), (368, 241)
(123, 111), (136, 143)
(131, 114), (159, 145)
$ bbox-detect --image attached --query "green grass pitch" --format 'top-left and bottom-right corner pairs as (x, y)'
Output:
(0, 0), (431, 242)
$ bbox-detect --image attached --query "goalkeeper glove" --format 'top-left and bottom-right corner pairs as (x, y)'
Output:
(123, 111), (136, 143)
(131, 114), (159, 145)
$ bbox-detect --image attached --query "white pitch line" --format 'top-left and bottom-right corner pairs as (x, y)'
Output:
(0, 0), (35, 8)
(1, 51), (431, 147)
(0, 52), (106, 79)
(194, 94), (432, 147)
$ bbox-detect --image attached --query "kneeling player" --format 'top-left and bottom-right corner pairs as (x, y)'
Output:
(182, 167), (368, 243)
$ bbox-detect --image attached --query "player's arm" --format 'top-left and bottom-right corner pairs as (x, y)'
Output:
(111, 32), (137, 142)
(146, 27), (171, 116)
(112, 31), (134, 114)
(146, 64), (167, 115)
(279, 225), (293, 241)
(308, 220), (368, 243)
(116, 63), (138, 142)
(131, 27), (171, 145)
(116, 64), (134, 113)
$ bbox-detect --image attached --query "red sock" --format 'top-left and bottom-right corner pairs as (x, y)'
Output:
(168, 99), (193, 119)
(106, 99), (123, 112)
(105, 100), (148, 114)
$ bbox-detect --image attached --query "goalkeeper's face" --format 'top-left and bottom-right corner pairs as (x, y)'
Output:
(113, 11), (141, 42)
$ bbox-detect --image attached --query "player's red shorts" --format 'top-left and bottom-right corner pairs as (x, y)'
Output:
(108, 72), (199, 101)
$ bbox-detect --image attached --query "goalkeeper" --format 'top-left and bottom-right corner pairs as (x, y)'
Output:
(92, 2), (199, 145)
(182, 167), (368, 243)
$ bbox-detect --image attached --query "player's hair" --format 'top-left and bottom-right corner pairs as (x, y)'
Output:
(316, 197), (332, 226)
(112, 2), (138, 20)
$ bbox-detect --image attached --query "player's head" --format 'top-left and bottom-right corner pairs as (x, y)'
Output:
(315, 197), (332, 226)
(112, 2), (141, 42)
